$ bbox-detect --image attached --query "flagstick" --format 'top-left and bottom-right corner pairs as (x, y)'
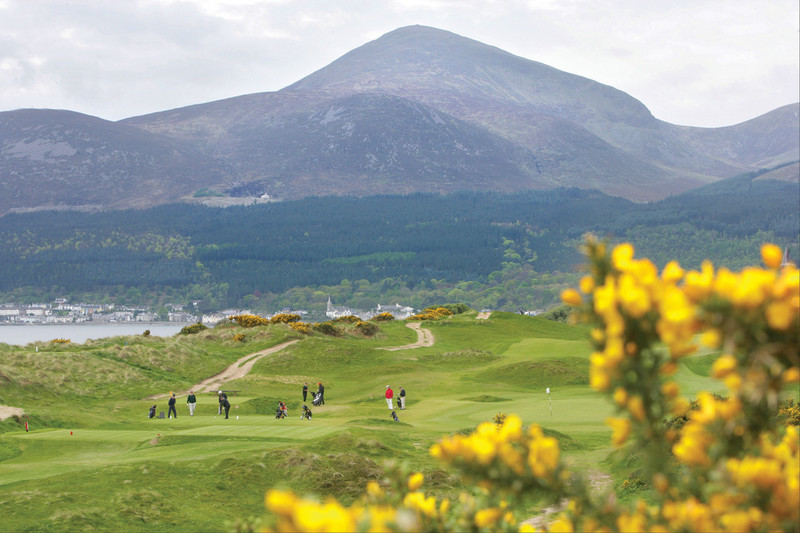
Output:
(546, 387), (552, 416)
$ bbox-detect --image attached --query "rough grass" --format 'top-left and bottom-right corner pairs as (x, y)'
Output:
(473, 357), (589, 388)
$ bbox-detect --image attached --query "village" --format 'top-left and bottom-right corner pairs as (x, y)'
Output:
(0, 296), (417, 326)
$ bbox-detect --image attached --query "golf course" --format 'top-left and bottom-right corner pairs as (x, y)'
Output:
(0, 309), (757, 531)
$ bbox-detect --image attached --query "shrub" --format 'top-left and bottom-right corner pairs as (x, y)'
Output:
(540, 304), (571, 322)
(232, 333), (246, 343)
(270, 313), (301, 324)
(433, 303), (472, 315)
(258, 240), (800, 533)
(313, 322), (342, 337)
(354, 321), (379, 337)
(407, 307), (453, 321)
(332, 315), (361, 323)
(778, 399), (800, 426)
(370, 312), (395, 322)
(289, 322), (311, 335)
(50, 338), (71, 344)
(142, 329), (150, 336)
(229, 314), (270, 327)
(179, 323), (207, 335)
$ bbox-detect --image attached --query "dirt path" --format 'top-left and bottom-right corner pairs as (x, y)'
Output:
(523, 470), (612, 529)
(476, 311), (492, 319)
(381, 322), (434, 351)
(0, 405), (24, 421)
(147, 340), (299, 399)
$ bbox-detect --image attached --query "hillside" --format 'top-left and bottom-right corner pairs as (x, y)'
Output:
(0, 173), (796, 312)
(1, 25), (797, 214)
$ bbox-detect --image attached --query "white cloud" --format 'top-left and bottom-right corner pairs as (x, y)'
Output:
(0, 0), (795, 126)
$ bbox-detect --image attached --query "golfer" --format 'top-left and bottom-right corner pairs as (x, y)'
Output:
(186, 390), (197, 416)
(167, 393), (177, 419)
(385, 385), (394, 410)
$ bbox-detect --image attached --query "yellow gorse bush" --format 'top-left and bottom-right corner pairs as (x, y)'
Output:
(258, 239), (799, 532)
(228, 314), (270, 327)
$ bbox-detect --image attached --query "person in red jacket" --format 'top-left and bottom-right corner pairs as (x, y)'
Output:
(385, 385), (394, 410)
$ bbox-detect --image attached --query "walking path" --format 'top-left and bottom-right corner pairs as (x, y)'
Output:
(0, 405), (24, 421)
(381, 322), (434, 351)
(147, 339), (299, 399)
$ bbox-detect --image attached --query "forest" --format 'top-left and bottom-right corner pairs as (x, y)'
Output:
(0, 167), (797, 313)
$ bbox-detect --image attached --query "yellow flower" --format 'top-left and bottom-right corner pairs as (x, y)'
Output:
(662, 260), (684, 283)
(711, 354), (737, 379)
(366, 480), (383, 498)
(561, 288), (583, 306)
(403, 492), (437, 518)
(661, 381), (680, 399)
(549, 517), (574, 533)
(407, 472), (424, 491)
(766, 300), (795, 330)
(612, 243), (635, 271)
(474, 508), (502, 528)
(762, 243), (783, 269)
(700, 329), (721, 348)
(265, 489), (298, 515)
(627, 395), (646, 421)
(613, 387), (628, 407)
(519, 523), (537, 532)
(579, 275), (595, 294)
(607, 417), (631, 447)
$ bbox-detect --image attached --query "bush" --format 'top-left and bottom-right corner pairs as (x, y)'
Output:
(179, 323), (207, 335)
(540, 304), (571, 322)
(142, 329), (151, 336)
(433, 303), (472, 315)
(354, 321), (379, 337)
(313, 322), (342, 337)
(233, 333), (246, 343)
(270, 313), (301, 324)
(370, 312), (395, 322)
(332, 315), (361, 323)
(408, 307), (453, 321)
(289, 322), (311, 335)
(229, 314), (270, 327)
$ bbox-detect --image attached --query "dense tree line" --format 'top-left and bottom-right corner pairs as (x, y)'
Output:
(0, 170), (796, 311)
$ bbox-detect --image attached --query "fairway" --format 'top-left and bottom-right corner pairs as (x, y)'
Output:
(0, 312), (730, 531)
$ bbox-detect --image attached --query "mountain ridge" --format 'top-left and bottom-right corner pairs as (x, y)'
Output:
(1, 25), (797, 215)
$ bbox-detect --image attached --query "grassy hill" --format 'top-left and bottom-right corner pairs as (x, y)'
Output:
(0, 312), (730, 530)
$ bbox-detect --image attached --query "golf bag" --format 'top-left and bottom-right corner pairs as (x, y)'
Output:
(276, 402), (287, 419)
(148, 405), (156, 419)
(300, 404), (312, 420)
(312, 392), (322, 406)
(391, 410), (399, 422)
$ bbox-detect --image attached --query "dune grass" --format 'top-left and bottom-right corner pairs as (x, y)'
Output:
(0, 313), (728, 531)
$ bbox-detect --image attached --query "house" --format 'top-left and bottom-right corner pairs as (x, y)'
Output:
(326, 296), (353, 319)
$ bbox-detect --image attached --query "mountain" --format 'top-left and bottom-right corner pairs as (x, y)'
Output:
(1, 25), (797, 215)
(0, 109), (219, 214)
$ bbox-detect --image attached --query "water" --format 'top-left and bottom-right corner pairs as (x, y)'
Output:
(0, 323), (189, 346)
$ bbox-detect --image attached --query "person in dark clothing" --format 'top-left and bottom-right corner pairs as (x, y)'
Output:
(167, 394), (177, 419)
(221, 395), (231, 419)
(302, 383), (308, 402)
(399, 386), (406, 410)
(218, 391), (228, 415)
(317, 382), (325, 405)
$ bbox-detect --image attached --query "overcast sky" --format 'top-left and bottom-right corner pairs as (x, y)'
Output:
(1, 0), (797, 127)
